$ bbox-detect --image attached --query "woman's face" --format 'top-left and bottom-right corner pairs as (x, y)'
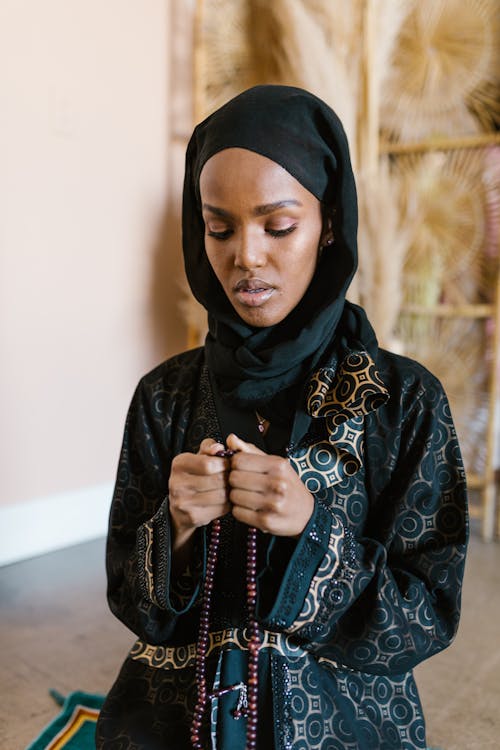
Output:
(199, 148), (326, 328)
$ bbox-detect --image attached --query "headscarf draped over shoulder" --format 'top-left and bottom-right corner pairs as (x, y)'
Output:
(182, 85), (372, 405)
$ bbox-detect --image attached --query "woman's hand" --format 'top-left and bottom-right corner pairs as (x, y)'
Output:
(225, 433), (314, 537)
(168, 438), (231, 552)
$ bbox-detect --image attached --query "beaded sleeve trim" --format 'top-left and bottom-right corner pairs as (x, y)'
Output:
(286, 520), (357, 636)
(257, 499), (333, 631)
(285, 513), (344, 634)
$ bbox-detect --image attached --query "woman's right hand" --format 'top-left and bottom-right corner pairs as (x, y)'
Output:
(168, 438), (231, 552)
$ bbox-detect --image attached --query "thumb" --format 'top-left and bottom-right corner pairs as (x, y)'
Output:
(226, 433), (266, 455)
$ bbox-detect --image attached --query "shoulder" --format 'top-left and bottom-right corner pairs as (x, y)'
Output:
(137, 347), (204, 391)
(121, 348), (206, 452)
(130, 347), (205, 414)
(376, 348), (447, 403)
(372, 348), (451, 430)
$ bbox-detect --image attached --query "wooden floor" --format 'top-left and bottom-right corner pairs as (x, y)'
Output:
(1, 532), (499, 750)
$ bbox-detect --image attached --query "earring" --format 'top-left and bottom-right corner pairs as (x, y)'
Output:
(319, 236), (334, 259)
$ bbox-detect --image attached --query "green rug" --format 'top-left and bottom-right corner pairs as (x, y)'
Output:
(26, 690), (105, 750)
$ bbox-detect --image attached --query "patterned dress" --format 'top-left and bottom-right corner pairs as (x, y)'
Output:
(96, 344), (468, 750)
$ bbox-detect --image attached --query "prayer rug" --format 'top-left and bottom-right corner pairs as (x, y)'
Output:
(25, 690), (105, 750)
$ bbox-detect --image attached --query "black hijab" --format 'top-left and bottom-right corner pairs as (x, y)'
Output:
(182, 85), (374, 407)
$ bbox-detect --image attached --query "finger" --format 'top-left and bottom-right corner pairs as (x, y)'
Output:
(226, 433), (266, 455)
(230, 452), (288, 477)
(174, 500), (232, 529)
(186, 492), (232, 511)
(173, 452), (228, 476)
(169, 473), (228, 508)
(229, 486), (261, 511)
(228, 469), (281, 495)
(183, 471), (228, 493)
(170, 481), (230, 508)
(198, 438), (226, 456)
(231, 504), (272, 534)
(231, 504), (259, 527)
(230, 483), (286, 513)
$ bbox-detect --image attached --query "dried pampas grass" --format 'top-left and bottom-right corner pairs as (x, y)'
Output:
(356, 159), (415, 351)
(196, 0), (364, 162)
(483, 146), (500, 261)
(358, 0), (412, 167)
(372, 0), (413, 94)
(195, 0), (254, 119)
(381, 0), (500, 141)
(248, 0), (362, 167)
(398, 316), (490, 473)
(396, 148), (500, 307)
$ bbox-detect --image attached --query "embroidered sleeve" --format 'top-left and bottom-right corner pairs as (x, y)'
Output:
(137, 501), (204, 614)
(106, 353), (205, 644)
(256, 500), (332, 627)
(285, 517), (355, 635)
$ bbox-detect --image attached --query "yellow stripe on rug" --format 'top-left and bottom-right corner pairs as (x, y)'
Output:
(47, 706), (100, 750)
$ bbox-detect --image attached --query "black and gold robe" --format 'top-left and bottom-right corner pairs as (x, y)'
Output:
(96, 344), (468, 750)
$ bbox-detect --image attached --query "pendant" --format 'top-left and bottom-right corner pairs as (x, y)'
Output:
(255, 411), (267, 434)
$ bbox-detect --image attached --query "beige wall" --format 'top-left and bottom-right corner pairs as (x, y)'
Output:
(1, 0), (188, 540)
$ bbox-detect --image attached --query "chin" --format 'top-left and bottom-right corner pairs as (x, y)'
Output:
(236, 307), (286, 328)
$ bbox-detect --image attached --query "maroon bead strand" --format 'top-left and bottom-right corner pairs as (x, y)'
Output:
(190, 518), (261, 750)
(245, 526), (261, 750)
(190, 518), (221, 749)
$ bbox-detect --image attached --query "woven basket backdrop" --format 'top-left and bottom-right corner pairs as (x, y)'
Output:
(189, 0), (500, 478)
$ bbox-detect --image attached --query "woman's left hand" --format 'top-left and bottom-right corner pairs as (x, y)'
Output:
(225, 433), (314, 538)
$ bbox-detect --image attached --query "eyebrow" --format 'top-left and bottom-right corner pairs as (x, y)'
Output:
(202, 199), (302, 218)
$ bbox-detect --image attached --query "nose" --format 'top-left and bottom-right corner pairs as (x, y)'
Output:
(234, 228), (265, 270)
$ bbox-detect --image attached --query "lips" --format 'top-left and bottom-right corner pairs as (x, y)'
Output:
(234, 278), (275, 306)
(235, 278), (273, 293)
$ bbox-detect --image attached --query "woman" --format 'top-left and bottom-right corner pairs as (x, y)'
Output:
(96, 85), (468, 750)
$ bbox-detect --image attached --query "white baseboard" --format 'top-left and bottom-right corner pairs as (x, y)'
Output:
(0, 482), (114, 567)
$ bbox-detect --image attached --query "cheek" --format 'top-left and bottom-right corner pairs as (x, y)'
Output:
(296, 237), (321, 277)
(205, 245), (233, 293)
(204, 241), (222, 273)
(302, 247), (321, 287)
(283, 246), (319, 304)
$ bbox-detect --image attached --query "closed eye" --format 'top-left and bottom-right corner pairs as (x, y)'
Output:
(207, 229), (233, 240)
(267, 225), (297, 238)
(207, 225), (297, 241)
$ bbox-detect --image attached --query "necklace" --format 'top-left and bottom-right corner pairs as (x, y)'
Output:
(191, 452), (261, 749)
(255, 411), (269, 435)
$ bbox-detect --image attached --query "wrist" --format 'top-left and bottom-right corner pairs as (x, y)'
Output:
(293, 494), (315, 538)
(172, 525), (195, 552)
